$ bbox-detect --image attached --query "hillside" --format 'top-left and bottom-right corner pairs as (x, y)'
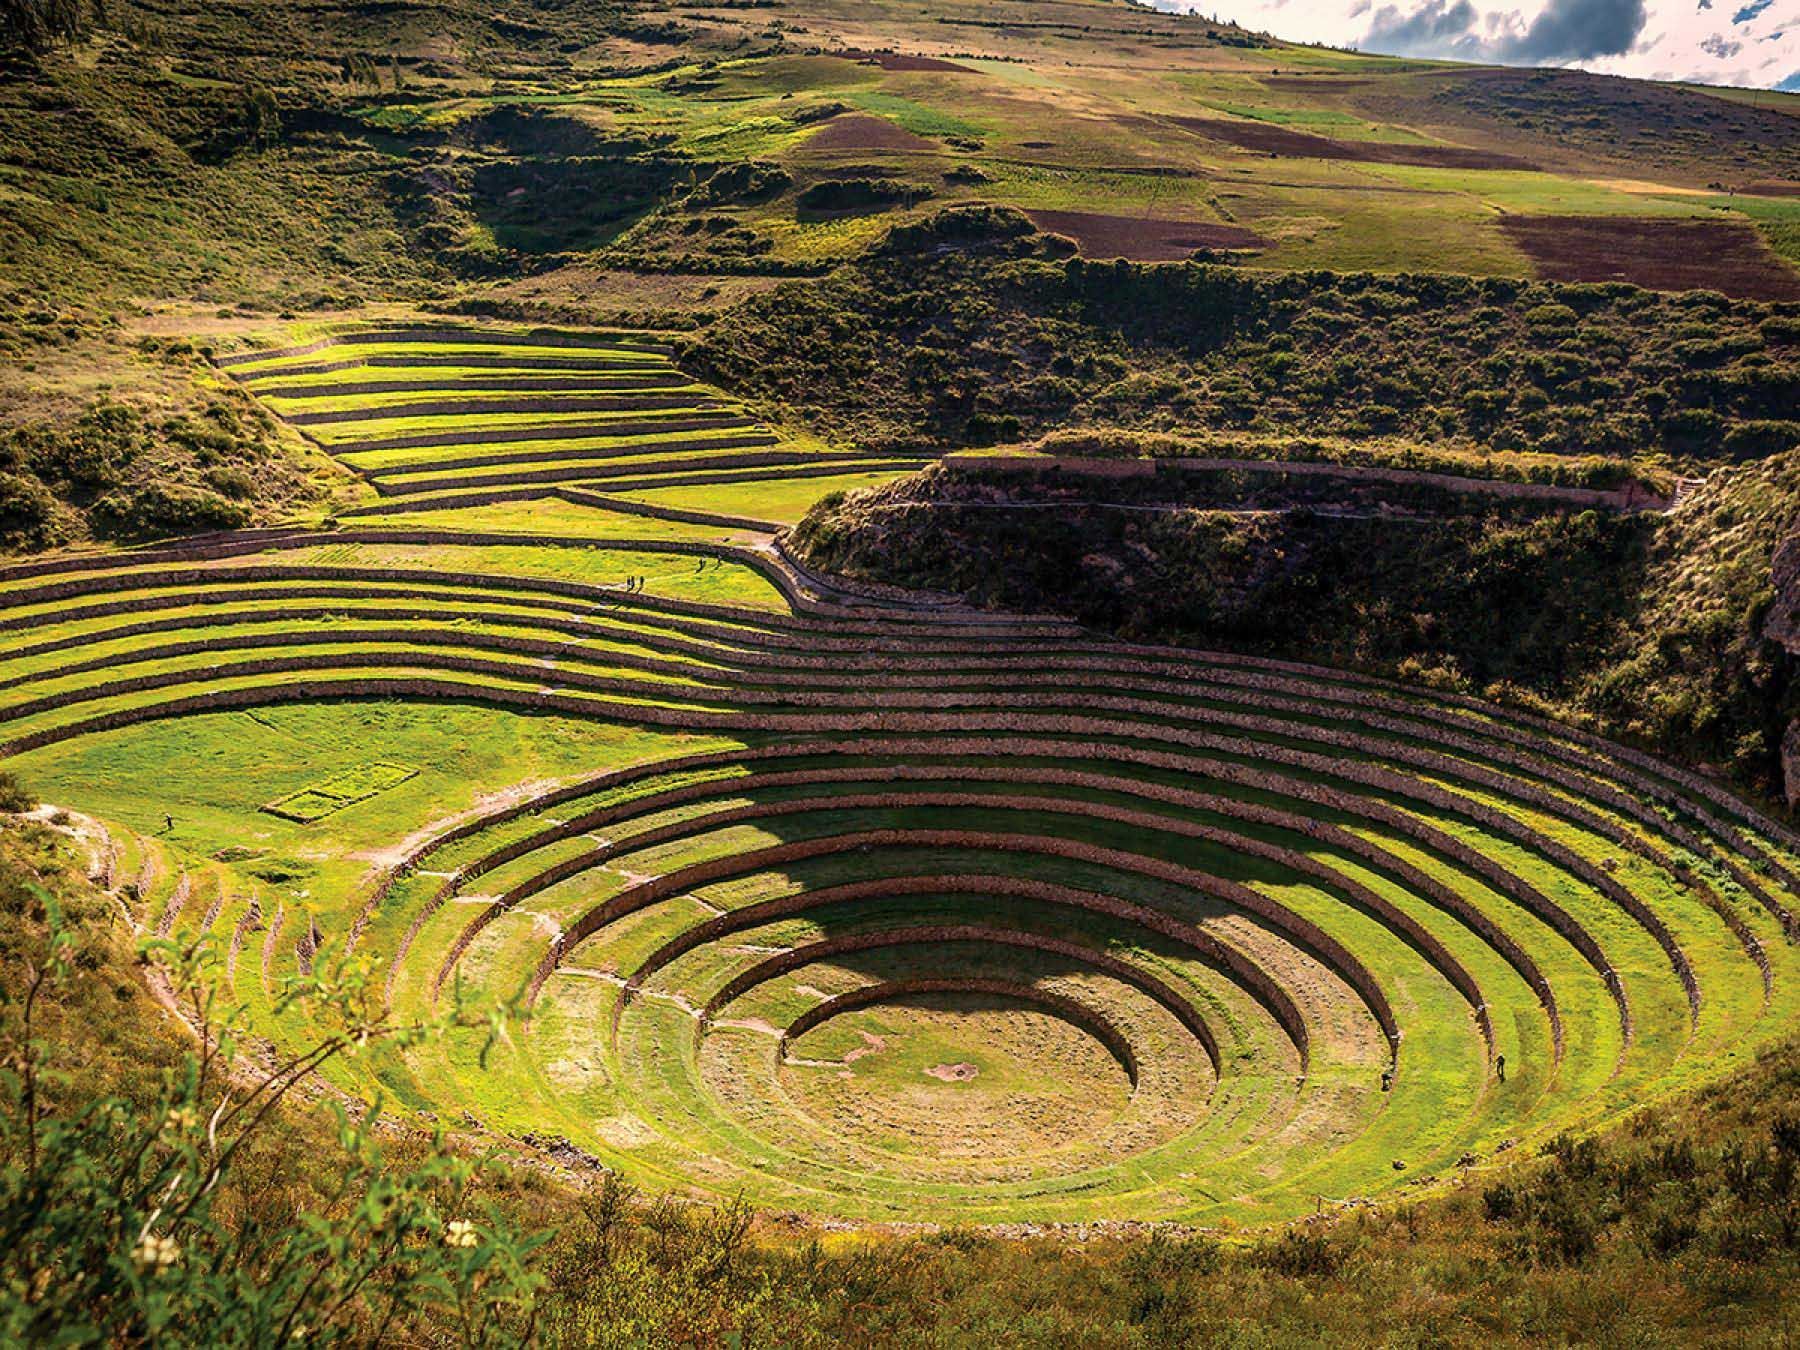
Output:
(5, 0), (1800, 1343)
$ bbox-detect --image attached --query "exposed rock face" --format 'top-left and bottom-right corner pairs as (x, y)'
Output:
(1782, 722), (1800, 808)
(1762, 534), (1800, 804)
(1763, 534), (1800, 655)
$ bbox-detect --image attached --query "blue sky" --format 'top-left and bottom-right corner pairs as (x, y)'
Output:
(1148, 0), (1799, 87)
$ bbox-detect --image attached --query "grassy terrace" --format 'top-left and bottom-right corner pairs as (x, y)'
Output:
(4, 358), (1797, 1224)
(220, 326), (924, 514)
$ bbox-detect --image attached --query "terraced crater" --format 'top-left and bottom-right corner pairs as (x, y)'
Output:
(6, 323), (1797, 1227)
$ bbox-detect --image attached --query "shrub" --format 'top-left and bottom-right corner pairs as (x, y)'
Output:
(1483, 1182), (1518, 1221)
(0, 854), (543, 1342)
(90, 483), (250, 540)
(0, 0), (100, 51)
(1722, 419), (1800, 460)
(796, 177), (933, 215)
(0, 774), (34, 814)
(1525, 303), (1579, 328)
(0, 471), (68, 552)
(691, 161), (791, 206)
(1248, 1227), (1343, 1278)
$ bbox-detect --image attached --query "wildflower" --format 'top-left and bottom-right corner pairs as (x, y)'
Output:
(132, 1233), (182, 1273)
(444, 1218), (478, 1249)
(163, 1106), (199, 1134)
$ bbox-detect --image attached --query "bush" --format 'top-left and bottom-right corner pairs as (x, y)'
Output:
(1524, 303), (1579, 328)
(691, 161), (791, 206)
(0, 850), (543, 1342)
(90, 483), (250, 540)
(0, 774), (34, 814)
(0, 395), (301, 555)
(0, 471), (68, 552)
(0, 0), (99, 52)
(1722, 419), (1800, 460)
(796, 177), (933, 215)
(1248, 1227), (1343, 1278)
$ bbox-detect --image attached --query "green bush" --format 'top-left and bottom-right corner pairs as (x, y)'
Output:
(694, 223), (1798, 462)
(0, 395), (303, 554)
(0, 849), (542, 1343)
(0, 471), (68, 552)
(795, 177), (933, 215)
(0, 773), (34, 813)
(90, 483), (250, 540)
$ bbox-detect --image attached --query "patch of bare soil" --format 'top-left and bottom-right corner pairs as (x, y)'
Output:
(1024, 208), (1265, 261)
(843, 1030), (887, 1063)
(1742, 181), (1800, 199)
(1170, 115), (1537, 171)
(836, 49), (975, 74)
(925, 1062), (979, 1082)
(1500, 215), (1800, 302)
(799, 114), (939, 155)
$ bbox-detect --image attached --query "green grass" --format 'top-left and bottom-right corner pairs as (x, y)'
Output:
(7, 417), (1795, 1227)
(260, 760), (418, 822)
(614, 470), (916, 524)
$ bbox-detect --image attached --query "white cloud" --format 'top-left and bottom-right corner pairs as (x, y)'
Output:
(1144, 0), (1800, 87)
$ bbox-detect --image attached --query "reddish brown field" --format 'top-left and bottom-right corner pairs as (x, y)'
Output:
(1024, 209), (1265, 261)
(1743, 181), (1800, 198)
(836, 49), (976, 74)
(1500, 216), (1800, 302)
(799, 113), (941, 154)
(1170, 116), (1537, 171)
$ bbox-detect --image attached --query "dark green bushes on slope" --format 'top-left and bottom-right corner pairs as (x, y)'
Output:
(690, 208), (1800, 463)
(0, 394), (311, 551)
(795, 468), (1653, 692)
(795, 176), (933, 216)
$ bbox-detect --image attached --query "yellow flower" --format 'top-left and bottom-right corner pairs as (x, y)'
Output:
(444, 1218), (478, 1249)
(163, 1106), (199, 1134)
(132, 1233), (182, 1273)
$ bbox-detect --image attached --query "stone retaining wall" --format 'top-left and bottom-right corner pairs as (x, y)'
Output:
(332, 413), (755, 456)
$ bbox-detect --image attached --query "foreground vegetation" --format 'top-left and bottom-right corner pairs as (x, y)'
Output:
(3, 811), (1798, 1344)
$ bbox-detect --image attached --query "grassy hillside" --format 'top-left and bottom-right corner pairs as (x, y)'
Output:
(3, 0), (1794, 552)
(691, 208), (1800, 463)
